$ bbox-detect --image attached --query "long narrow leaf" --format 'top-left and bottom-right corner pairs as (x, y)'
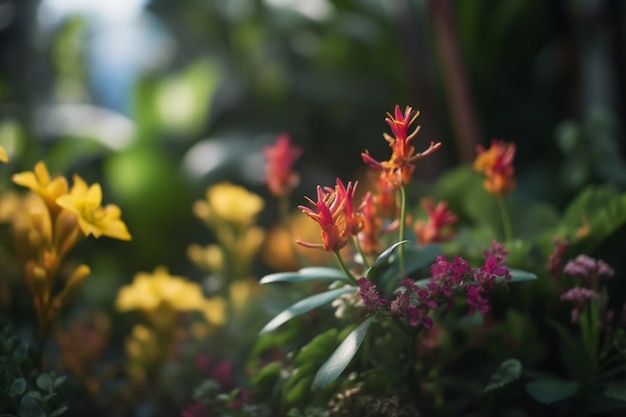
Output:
(507, 268), (537, 283)
(260, 267), (348, 284)
(312, 317), (374, 390)
(259, 287), (356, 334)
(366, 241), (408, 281)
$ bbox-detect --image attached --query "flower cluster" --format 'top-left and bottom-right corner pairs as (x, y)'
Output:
(413, 198), (458, 244)
(4, 161), (131, 363)
(563, 254), (614, 284)
(357, 243), (511, 328)
(296, 179), (363, 252)
(473, 139), (516, 196)
(362, 105), (441, 187)
(557, 254), (614, 323)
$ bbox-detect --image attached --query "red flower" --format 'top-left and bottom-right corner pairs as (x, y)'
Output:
(296, 179), (362, 252)
(473, 139), (516, 196)
(413, 198), (458, 244)
(263, 134), (303, 197)
(357, 192), (383, 256)
(362, 105), (441, 187)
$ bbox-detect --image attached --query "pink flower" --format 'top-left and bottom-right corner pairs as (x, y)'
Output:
(264, 134), (303, 197)
(414, 198), (458, 244)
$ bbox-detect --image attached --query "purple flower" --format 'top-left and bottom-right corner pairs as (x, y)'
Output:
(563, 255), (614, 283)
(483, 240), (509, 267)
(560, 286), (598, 323)
(357, 277), (387, 311)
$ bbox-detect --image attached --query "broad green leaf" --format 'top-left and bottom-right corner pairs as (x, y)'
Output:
(36, 373), (53, 392)
(604, 381), (626, 402)
(18, 394), (45, 417)
(9, 377), (26, 397)
(312, 317), (374, 390)
(259, 287), (356, 334)
(365, 241), (408, 281)
(484, 358), (522, 392)
(507, 268), (537, 283)
(525, 378), (578, 404)
(560, 186), (626, 253)
(260, 267), (348, 284)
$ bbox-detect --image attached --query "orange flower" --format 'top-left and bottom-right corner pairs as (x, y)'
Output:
(474, 140), (516, 196)
(413, 198), (457, 244)
(263, 134), (303, 197)
(296, 179), (362, 252)
(362, 105), (441, 187)
(357, 192), (383, 256)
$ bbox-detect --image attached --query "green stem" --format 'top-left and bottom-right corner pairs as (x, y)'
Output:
(398, 186), (407, 276)
(353, 235), (370, 269)
(497, 195), (513, 242)
(334, 251), (358, 284)
(278, 195), (308, 268)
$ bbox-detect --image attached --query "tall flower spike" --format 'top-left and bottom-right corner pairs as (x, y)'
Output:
(473, 139), (516, 196)
(263, 134), (303, 198)
(362, 105), (441, 187)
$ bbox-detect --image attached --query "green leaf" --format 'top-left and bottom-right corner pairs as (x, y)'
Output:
(35, 374), (53, 392)
(455, 313), (484, 328)
(604, 381), (626, 402)
(18, 394), (45, 417)
(48, 405), (68, 417)
(260, 267), (348, 284)
(507, 268), (537, 283)
(9, 377), (26, 397)
(311, 317), (374, 390)
(561, 186), (626, 253)
(525, 378), (578, 404)
(53, 376), (66, 389)
(250, 362), (283, 390)
(379, 244), (442, 285)
(259, 287), (356, 334)
(484, 358), (522, 392)
(365, 241), (408, 281)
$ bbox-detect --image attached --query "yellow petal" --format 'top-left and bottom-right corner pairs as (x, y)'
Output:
(0, 146), (8, 163)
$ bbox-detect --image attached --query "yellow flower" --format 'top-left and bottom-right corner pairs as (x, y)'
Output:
(203, 182), (264, 226)
(115, 266), (207, 313)
(0, 145), (8, 163)
(201, 297), (227, 326)
(56, 174), (131, 241)
(13, 161), (68, 210)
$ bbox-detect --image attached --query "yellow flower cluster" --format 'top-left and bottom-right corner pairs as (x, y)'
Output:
(1, 160), (131, 357)
(114, 266), (226, 385)
(189, 182), (265, 282)
(115, 265), (226, 326)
